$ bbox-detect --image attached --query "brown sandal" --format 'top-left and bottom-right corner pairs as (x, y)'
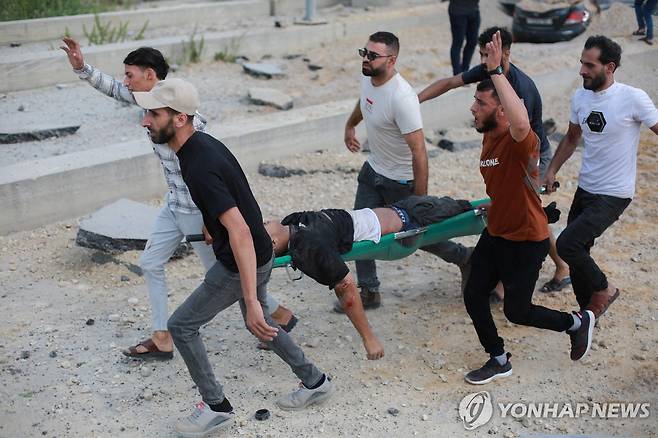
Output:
(123, 338), (174, 360)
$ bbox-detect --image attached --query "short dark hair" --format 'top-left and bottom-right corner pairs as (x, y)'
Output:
(584, 35), (622, 70)
(476, 79), (500, 103)
(369, 31), (400, 55)
(478, 27), (513, 49)
(123, 47), (169, 80)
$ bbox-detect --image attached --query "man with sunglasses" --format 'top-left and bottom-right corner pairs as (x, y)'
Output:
(339, 32), (465, 312)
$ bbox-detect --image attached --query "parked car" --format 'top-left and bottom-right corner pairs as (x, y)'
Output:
(500, 0), (592, 43)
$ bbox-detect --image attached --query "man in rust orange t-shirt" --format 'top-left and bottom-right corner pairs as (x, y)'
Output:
(461, 32), (595, 385)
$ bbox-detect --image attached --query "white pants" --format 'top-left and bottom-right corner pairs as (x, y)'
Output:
(139, 204), (280, 331)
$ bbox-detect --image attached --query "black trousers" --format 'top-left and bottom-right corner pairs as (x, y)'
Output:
(556, 187), (631, 309)
(449, 10), (480, 75)
(464, 229), (573, 357)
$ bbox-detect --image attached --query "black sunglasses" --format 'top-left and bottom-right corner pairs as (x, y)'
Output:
(358, 48), (393, 61)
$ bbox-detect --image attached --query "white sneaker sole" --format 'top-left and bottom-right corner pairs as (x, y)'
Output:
(176, 416), (234, 438)
(464, 368), (513, 385)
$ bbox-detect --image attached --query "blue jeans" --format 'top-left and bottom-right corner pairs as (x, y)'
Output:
(449, 10), (481, 76)
(353, 162), (469, 291)
(556, 187), (631, 310)
(636, 0), (658, 39)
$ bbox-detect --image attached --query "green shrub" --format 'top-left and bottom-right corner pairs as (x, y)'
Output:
(182, 27), (204, 64)
(1, 0), (131, 22)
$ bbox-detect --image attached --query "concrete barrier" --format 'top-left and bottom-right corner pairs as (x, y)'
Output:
(1, 65), (582, 235)
(0, 3), (443, 93)
(0, 0), (271, 45)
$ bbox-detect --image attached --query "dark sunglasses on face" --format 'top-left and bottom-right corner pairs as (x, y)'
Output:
(358, 47), (393, 61)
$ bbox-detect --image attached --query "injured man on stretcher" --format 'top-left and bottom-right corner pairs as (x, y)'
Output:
(264, 195), (474, 361)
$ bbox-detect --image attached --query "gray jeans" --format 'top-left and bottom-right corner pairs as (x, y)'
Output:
(354, 162), (469, 291)
(168, 256), (323, 405)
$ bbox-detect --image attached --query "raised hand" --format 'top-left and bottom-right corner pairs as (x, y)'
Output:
(60, 37), (85, 70)
(484, 31), (503, 72)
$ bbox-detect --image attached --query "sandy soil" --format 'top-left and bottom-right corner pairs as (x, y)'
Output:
(1, 2), (657, 438)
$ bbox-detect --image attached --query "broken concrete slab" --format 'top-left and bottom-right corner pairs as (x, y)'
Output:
(258, 163), (307, 178)
(0, 125), (80, 144)
(76, 198), (192, 258)
(242, 63), (286, 79)
(248, 87), (293, 110)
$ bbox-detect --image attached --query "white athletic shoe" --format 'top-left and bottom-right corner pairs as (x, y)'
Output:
(275, 375), (334, 411)
(175, 401), (234, 438)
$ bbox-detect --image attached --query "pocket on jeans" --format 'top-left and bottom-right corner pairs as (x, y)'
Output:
(357, 162), (372, 185)
(596, 194), (631, 216)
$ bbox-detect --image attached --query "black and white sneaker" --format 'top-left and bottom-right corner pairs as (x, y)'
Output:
(464, 353), (512, 385)
(568, 310), (594, 361)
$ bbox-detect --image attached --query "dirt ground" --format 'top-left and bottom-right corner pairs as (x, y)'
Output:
(1, 2), (657, 438)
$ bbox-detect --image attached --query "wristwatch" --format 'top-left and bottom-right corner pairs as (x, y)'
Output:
(488, 65), (504, 76)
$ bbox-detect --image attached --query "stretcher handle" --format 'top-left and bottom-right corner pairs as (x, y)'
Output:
(540, 181), (560, 195)
(185, 234), (205, 242)
(286, 265), (303, 281)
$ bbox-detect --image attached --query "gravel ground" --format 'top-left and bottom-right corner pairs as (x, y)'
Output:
(1, 1), (657, 437)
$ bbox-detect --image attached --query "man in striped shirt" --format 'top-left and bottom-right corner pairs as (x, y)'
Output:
(61, 38), (296, 360)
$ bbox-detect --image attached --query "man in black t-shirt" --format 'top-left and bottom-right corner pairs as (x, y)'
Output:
(134, 79), (332, 437)
(418, 26), (571, 298)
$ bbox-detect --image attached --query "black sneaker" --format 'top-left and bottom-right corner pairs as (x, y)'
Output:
(465, 353), (512, 385)
(333, 287), (381, 313)
(568, 310), (594, 361)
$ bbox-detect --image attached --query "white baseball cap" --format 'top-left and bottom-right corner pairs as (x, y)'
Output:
(133, 78), (199, 115)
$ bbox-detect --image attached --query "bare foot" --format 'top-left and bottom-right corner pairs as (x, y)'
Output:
(270, 305), (294, 326)
(134, 330), (173, 353)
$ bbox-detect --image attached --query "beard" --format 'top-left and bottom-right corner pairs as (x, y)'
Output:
(362, 63), (385, 77)
(582, 70), (606, 91)
(148, 119), (175, 144)
(475, 111), (498, 133)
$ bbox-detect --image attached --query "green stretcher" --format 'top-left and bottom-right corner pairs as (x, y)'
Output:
(273, 198), (489, 270)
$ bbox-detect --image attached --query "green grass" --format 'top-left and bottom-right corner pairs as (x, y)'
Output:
(1, 0), (132, 22)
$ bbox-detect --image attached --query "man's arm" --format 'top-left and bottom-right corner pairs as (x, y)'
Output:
(219, 207), (277, 341)
(418, 74), (464, 103)
(542, 122), (582, 192)
(405, 129), (428, 195)
(651, 123), (658, 135)
(61, 37), (135, 104)
(345, 100), (363, 152)
(334, 275), (384, 360)
(486, 33), (530, 142)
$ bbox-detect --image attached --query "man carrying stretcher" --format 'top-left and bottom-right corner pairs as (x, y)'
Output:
(264, 195), (474, 361)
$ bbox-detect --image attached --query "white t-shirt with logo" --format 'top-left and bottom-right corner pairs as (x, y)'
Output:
(360, 73), (423, 181)
(570, 82), (658, 198)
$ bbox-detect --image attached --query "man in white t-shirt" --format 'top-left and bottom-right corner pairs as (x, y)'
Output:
(544, 35), (658, 319)
(339, 32), (472, 311)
